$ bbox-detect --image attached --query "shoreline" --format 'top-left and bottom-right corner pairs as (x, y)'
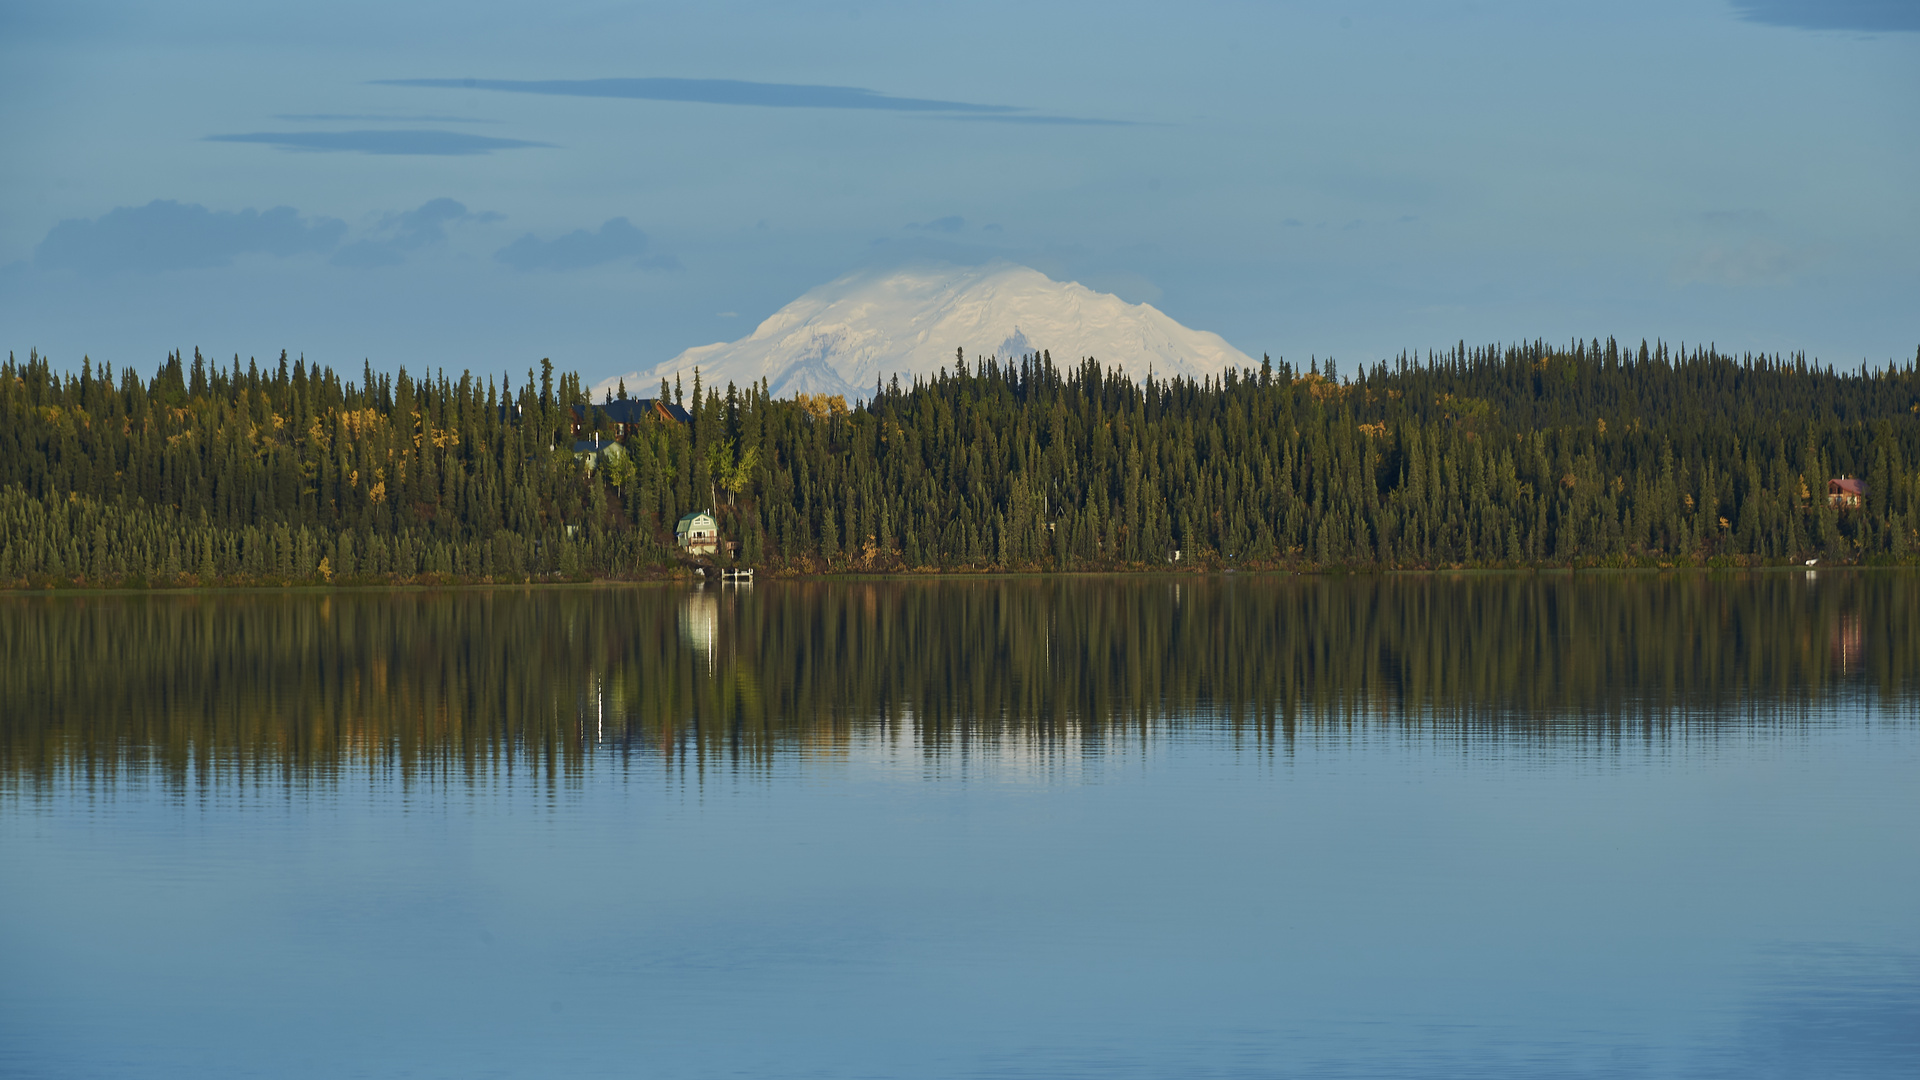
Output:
(0, 558), (1897, 596)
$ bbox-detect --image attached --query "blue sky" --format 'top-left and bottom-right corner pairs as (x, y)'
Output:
(2, 0), (1914, 385)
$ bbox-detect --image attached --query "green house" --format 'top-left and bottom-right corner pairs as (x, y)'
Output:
(676, 510), (719, 554)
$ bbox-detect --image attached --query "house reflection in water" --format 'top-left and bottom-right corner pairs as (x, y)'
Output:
(1832, 611), (1863, 674)
(679, 590), (718, 667)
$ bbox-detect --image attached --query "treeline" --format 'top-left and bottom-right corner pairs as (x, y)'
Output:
(5, 338), (1920, 586)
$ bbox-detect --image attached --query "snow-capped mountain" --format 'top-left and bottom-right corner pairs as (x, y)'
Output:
(596, 263), (1255, 401)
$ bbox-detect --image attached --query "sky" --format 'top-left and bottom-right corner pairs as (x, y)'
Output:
(2, 0), (1915, 387)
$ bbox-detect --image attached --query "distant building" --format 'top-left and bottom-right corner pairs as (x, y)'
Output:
(570, 398), (692, 438)
(571, 437), (626, 472)
(1828, 477), (1866, 509)
(676, 509), (719, 554)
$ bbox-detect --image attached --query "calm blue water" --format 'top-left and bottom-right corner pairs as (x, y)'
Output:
(2, 577), (1916, 1078)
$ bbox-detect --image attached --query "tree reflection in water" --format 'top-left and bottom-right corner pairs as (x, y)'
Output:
(3, 572), (1915, 792)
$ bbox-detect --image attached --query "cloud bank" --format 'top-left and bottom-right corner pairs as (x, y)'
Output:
(32, 197), (658, 277)
(34, 200), (345, 274)
(333, 197), (500, 268)
(494, 217), (668, 272)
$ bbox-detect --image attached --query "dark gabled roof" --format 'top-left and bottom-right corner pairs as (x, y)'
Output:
(585, 399), (652, 425)
(576, 398), (692, 426)
(1829, 477), (1867, 495)
(571, 437), (620, 454)
(675, 509), (716, 528)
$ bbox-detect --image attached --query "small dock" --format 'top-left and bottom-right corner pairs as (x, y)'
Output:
(688, 561), (754, 583)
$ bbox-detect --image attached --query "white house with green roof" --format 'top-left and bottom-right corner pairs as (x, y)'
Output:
(675, 510), (719, 555)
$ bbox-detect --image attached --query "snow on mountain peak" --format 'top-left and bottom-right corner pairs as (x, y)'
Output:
(596, 263), (1255, 401)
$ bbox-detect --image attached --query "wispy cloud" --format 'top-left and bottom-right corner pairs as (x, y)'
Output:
(1672, 240), (1812, 287)
(494, 217), (673, 272)
(376, 76), (1129, 124)
(205, 130), (550, 155)
(929, 113), (1136, 127)
(1700, 209), (1772, 227)
(376, 76), (1023, 114)
(34, 199), (344, 275)
(1731, 0), (1920, 31)
(908, 216), (968, 233)
(333, 197), (500, 268)
(274, 113), (498, 124)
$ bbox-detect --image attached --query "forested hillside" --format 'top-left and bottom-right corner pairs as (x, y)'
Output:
(4, 338), (1920, 587)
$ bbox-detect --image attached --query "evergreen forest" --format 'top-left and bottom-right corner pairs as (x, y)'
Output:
(5, 338), (1920, 588)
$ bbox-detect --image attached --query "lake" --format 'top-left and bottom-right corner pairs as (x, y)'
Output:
(2, 574), (1916, 1078)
